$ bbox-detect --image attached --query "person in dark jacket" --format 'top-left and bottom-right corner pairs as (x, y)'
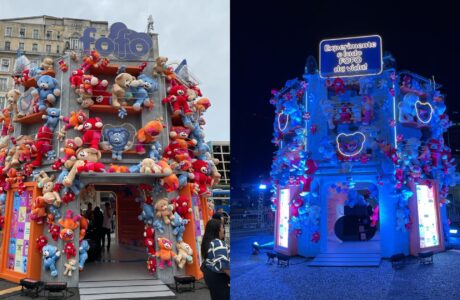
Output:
(93, 207), (103, 253)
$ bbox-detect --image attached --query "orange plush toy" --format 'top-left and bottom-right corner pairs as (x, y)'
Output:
(155, 237), (176, 269)
(30, 197), (47, 224)
(135, 120), (165, 154)
(58, 210), (80, 241)
(79, 216), (88, 241)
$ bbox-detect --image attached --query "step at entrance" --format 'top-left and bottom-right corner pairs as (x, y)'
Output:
(309, 252), (381, 267)
(79, 278), (175, 300)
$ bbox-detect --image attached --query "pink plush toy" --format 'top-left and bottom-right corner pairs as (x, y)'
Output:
(162, 85), (193, 116)
(190, 160), (212, 196)
(144, 226), (155, 256)
(75, 117), (103, 149)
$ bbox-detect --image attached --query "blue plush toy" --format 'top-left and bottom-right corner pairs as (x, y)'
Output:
(32, 75), (61, 111)
(131, 74), (158, 111)
(42, 107), (60, 132)
(79, 240), (90, 270)
(48, 205), (61, 220)
(138, 203), (155, 225)
(42, 245), (61, 277)
(101, 126), (133, 160)
(194, 140), (210, 160)
(171, 212), (188, 242)
(149, 141), (163, 161)
(153, 219), (165, 233)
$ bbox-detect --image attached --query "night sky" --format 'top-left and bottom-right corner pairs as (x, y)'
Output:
(231, 1), (460, 198)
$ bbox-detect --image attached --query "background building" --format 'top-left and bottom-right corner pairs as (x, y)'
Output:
(0, 15), (108, 106)
(208, 141), (230, 212)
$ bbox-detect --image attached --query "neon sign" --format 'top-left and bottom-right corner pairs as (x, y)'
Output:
(81, 22), (153, 60)
(415, 100), (433, 124)
(336, 132), (366, 157)
(319, 35), (383, 78)
(277, 189), (290, 248)
(416, 185), (439, 248)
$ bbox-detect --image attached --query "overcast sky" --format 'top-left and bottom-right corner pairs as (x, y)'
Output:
(0, 0), (230, 141)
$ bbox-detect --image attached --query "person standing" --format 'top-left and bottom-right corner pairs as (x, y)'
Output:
(102, 202), (114, 251)
(93, 206), (103, 255)
(201, 219), (230, 300)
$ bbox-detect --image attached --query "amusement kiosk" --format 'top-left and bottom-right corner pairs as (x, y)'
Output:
(270, 35), (454, 262)
(0, 22), (219, 287)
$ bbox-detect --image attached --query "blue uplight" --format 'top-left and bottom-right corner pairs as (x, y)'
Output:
(259, 184), (267, 190)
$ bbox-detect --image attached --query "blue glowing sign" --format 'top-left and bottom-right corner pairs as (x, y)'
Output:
(81, 22), (153, 60)
(319, 35), (382, 78)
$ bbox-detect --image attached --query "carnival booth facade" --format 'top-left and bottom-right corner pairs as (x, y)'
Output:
(270, 36), (454, 265)
(0, 22), (219, 287)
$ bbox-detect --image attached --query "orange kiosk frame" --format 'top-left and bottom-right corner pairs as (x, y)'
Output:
(408, 180), (445, 256)
(0, 182), (43, 283)
(274, 185), (298, 256)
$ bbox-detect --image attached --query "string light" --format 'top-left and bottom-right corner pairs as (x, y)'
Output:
(414, 100), (433, 124)
(277, 111), (289, 132)
(336, 131), (366, 157)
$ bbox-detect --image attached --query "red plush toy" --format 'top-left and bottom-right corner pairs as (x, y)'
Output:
(91, 79), (111, 105)
(144, 226), (155, 256)
(191, 160), (212, 196)
(69, 69), (84, 92)
(35, 235), (48, 253)
(58, 60), (68, 72)
(63, 242), (77, 259)
(163, 126), (196, 162)
(79, 75), (98, 95)
(30, 125), (53, 167)
(290, 197), (303, 217)
(76, 117), (103, 149)
(81, 50), (101, 72)
(147, 256), (157, 273)
(171, 196), (192, 220)
(162, 85), (193, 115)
(49, 224), (60, 241)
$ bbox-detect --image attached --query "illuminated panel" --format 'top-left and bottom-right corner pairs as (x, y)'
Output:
(416, 185), (439, 249)
(277, 189), (290, 248)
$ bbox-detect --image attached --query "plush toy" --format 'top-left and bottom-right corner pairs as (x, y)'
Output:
(30, 197), (47, 224)
(91, 78), (111, 105)
(32, 75), (61, 111)
(152, 219), (165, 233)
(81, 50), (101, 72)
(161, 173), (180, 192)
(290, 197), (303, 217)
(52, 138), (80, 170)
(163, 126), (196, 162)
(49, 224), (60, 241)
(30, 125), (53, 167)
(78, 75), (98, 95)
(63, 242), (77, 259)
(135, 120), (165, 154)
(10, 135), (34, 166)
(112, 73), (135, 108)
(75, 117), (103, 149)
(398, 93), (419, 123)
(144, 226), (155, 256)
(40, 57), (54, 71)
(79, 240), (90, 270)
(361, 96), (374, 125)
(147, 256), (157, 273)
(175, 241), (193, 269)
(58, 110), (88, 139)
(156, 237), (177, 269)
(6, 89), (23, 118)
(79, 216), (88, 241)
(69, 69), (84, 93)
(138, 203), (155, 225)
(63, 259), (77, 277)
(162, 85), (192, 116)
(63, 147), (104, 187)
(152, 56), (168, 76)
(58, 210), (80, 241)
(171, 212), (188, 242)
(100, 125), (133, 160)
(130, 75), (157, 111)
(35, 235), (48, 254)
(190, 159), (212, 196)
(139, 158), (162, 174)
(58, 59), (68, 72)
(42, 245), (61, 277)
(154, 198), (174, 225)
(207, 199), (215, 219)
(36, 171), (62, 207)
(194, 97), (211, 114)
(171, 196), (192, 220)
(107, 164), (130, 173)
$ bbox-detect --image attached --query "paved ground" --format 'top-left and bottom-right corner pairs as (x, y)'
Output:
(232, 230), (460, 300)
(0, 278), (211, 299)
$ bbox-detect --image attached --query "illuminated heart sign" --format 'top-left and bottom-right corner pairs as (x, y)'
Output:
(415, 100), (433, 124)
(336, 132), (366, 157)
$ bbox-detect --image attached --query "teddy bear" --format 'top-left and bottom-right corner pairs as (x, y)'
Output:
(139, 158), (162, 174)
(30, 125), (54, 167)
(63, 259), (77, 277)
(152, 56), (168, 76)
(171, 196), (192, 220)
(171, 212), (188, 242)
(161, 173), (180, 193)
(100, 126), (133, 160)
(138, 203), (155, 225)
(91, 78), (111, 105)
(81, 50), (101, 72)
(32, 75), (61, 111)
(129, 74), (157, 111)
(194, 97), (211, 114)
(398, 93), (419, 123)
(63, 242), (76, 259)
(40, 57), (54, 72)
(6, 89), (23, 118)
(135, 120), (165, 154)
(155, 198), (174, 225)
(35, 235), (48, 254)
(147, 256), (157, 273)
(30, 196), (47, 224)
(42, 245), (61, 277)
(75, 117), (103, 150)
(62, 147), (104, 187)
(175, 241), (193, 269)
(190, 159), (212, 196)
(58, 210), (80, 242)
(79, 240), (90, 270)
(48, 224), (60, 241)
(112, 72), (135, 108)
(42, 107), (61, 132)
(69, 69), (84, 93)
(162, 85), (193, 116)
(290, 197), (303, 217)
(36, 171), (62, 207)
(144, 226), (155, 256)
(78, 74), (99, 95)
(58, 110), (88, 140)
(10, 135), (33, 166)
(156, 237), (177, 269)
(163, 126), (197, 162)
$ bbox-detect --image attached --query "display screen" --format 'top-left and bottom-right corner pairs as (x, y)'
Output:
(7, 191), (32, 273)
(416, 185), (440, 249)
(277, 189), (290, 248)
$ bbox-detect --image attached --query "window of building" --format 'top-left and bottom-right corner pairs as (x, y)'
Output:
(46, 30), (52, 40)
(30, 59), (40, 67)
(32, 43), (38, 52)
(19, 28), (26, 38)
(1, 59), (10, 72)
(56, 45), (60, 53)
(57, 32), (61, 39)
(0, 96), (5, 109)
(71, 38), (79, 50)
(4, 41), (10, 51)
(46, 45), (51, 53)
(0, 78), (8, 92)
(19, 43), (24, 50)
(5, 27), (12, 37)
(33, 29), (39, 39)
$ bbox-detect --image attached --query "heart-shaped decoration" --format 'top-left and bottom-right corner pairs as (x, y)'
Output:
(336, 132), (366, 157)
(414, 100), (433, 124)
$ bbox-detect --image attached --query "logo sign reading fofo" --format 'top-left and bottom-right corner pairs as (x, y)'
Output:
(319, 35), (382, 78)
(81, 22), (152, 60)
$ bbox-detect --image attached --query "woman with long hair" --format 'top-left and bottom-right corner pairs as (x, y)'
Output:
(201, 218), (230, 300)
